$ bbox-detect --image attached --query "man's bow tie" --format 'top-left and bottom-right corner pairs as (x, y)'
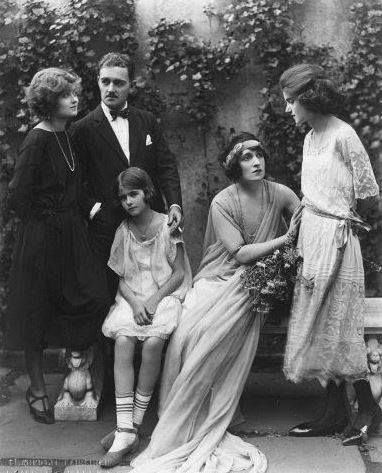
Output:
(110, 108), (129, 120)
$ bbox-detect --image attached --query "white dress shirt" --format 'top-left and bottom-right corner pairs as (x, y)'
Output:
(101, 101), (130, 163)
(90, 102), (130, 219)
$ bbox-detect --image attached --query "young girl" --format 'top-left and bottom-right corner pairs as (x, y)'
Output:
(99, 167), (191, 468)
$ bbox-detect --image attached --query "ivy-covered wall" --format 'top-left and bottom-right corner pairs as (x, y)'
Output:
(0, 0), (381, 344)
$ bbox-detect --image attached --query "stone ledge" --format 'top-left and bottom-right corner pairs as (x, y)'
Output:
(0, 349), (63, 372)
(0, 466), (52, 473)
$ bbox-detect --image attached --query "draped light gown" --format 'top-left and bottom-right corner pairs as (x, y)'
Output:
(131, 180), (295, 473)
(284, 120), (379, 386)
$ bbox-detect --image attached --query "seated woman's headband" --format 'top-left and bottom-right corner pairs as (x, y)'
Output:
(224, 139), (262, 168)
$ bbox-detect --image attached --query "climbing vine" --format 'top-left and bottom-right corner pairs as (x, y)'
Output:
(146, 18), (246, 126)
(0, 0), (381, 335)
(0, 0), (164, 337)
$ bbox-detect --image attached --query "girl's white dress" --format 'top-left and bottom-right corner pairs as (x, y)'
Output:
(284, 119), (379, 385)
(102, 214), (191, 341)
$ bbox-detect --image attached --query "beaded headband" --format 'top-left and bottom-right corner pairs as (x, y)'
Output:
(224, 139), (262, 168)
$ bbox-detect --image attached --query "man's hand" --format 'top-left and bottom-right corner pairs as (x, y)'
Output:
(89, 202), (102, 220)
(168, 206), (183, 235)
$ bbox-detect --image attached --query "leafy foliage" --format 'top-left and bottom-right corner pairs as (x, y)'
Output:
(0, 0), (163, 334)
(0, 0), (381, 335)
(241, 240), (302, 316)
(147, 18), (246, 126)
(342, 1), (382, 293)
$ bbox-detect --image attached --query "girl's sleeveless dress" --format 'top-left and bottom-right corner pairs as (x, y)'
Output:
(102, 214), (192, 340)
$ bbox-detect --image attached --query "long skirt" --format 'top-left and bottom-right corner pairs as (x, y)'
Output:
(283, 209), (368, 386)
(131, 273), (267, 473)
(6, 210), (110, 351)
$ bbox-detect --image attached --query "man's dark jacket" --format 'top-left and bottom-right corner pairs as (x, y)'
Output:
(71, 104), (182, 260)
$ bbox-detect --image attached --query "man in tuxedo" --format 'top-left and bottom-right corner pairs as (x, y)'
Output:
(71, 52), (182, 298)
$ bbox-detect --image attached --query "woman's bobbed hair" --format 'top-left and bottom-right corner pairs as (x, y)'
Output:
(115, 167), (155, 205)
(26, 68), (81, 120)
(279, 63), (343, 115)
(219, 132), (269, 182)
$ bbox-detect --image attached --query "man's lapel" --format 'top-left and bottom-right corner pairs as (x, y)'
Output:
(91, 105), (129, 168)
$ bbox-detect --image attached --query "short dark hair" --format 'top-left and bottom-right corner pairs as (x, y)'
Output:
(219, 132), (268, 182)
(115, 167), (155, 205)
(279, 63), (342, 115)
(98, 52), (134, 80)
(27, 68), (81, 120)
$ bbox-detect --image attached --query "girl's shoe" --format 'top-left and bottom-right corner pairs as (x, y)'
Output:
(100, 424), (140, 451)
(100, 429), (116, 452)
(99, 427), (139, 468)
(26, 387), (54, 424)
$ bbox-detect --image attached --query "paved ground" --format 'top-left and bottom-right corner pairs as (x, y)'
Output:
(0, 366), (381, 473)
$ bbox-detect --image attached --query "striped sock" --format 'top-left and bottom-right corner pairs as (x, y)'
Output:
(133, 390), (152, 427)
(116, 392), (134, 429)
(109, 392), (135, 453)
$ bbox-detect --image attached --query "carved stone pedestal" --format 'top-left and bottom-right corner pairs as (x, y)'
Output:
(54, 344), (104, 421)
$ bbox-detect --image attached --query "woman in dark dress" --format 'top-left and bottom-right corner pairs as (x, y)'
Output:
(6, 68), (109, 424)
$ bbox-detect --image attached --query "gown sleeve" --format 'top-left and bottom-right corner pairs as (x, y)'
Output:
(340, 128), (379, 200)
(164, 226), (186, 265)
(107, 223), (126, 277)
(209, 198), (245, 255)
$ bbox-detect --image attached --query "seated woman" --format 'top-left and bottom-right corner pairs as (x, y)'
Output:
(130, 132), (302, 473)
(5, 68), (109, 424)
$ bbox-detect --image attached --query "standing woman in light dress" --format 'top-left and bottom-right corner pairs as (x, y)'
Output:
(130, 132), (302, 473)
(280, 64), (380, 445)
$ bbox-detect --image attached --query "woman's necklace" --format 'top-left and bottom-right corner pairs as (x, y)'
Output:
(52, 129), (75, 172)
(131, 211), (155, 241)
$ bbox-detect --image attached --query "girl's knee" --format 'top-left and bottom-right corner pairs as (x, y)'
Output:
(115, 335), (135, 347)
(142, 337), (165, 361)
(114, 336), (136, 357)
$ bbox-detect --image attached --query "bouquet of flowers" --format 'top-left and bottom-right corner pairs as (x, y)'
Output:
(240, 240), (302, 316)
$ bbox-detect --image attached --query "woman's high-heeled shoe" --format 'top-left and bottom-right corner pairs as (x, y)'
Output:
(289, 417), (347, 437)
(99, 427), (139, 468)
(26, 387), (54, 424)
(343, 379), (382, 446)
(289, 381), (348, 437)
(342, 406), (382, 446)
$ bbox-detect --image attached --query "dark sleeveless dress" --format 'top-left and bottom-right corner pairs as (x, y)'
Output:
(5, 128), (110, 351)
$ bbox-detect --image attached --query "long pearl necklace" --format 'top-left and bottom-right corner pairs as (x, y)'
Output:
(52, 129), (76, 172)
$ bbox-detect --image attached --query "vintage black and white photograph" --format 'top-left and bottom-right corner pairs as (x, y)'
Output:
(0, 0), (381, 472)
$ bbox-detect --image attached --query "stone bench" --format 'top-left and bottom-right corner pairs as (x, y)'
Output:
(262, 297), (382, 412)
(43, 297), (382, 420)
(262, 297), (382, 335)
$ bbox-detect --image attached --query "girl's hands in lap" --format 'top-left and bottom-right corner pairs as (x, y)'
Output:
(144, 297), (159, 318)
(132, 300), (153, 325)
